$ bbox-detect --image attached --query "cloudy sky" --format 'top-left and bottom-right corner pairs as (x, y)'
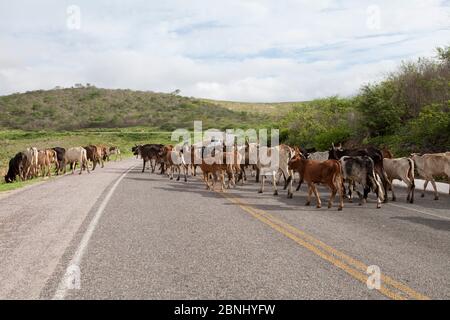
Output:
(0, 0), (449, 101)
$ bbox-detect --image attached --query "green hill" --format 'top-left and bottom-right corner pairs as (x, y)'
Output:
(0, 87), (286, 131)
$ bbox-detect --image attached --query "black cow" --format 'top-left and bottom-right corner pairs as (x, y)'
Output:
(328, 145), (389, 201)
(52, 147), (66, 175)
(4, 152), (26, 183)
(137, 144), (165, 173)
(340, 156), (385, 208)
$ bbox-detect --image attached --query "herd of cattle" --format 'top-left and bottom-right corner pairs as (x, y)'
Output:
(3, 141), (449, 212)
(4, 145), (122, 183)
(133, 142), (449, 211)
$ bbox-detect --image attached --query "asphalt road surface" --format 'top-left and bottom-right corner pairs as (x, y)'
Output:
(0, 158), (449, 300)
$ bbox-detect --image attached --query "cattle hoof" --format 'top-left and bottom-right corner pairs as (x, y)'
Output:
(434, 196), (439, 201)
(316, 205), (321, 209)
(258, 190), (263, 194)
(392, 197), (396, 202)
(170, 177), (173, 180)
(176, 177), (180, 181)
(328, 203), (332, 209)
(421, 194), (425, 198)
(273, 191), (278, 196)
(287, 193), (293, 199)
(377, 205), (381, 209)
(305, 202), (310, 206)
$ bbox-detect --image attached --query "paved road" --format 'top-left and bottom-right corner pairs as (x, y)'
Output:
(0, 158), (449, 299)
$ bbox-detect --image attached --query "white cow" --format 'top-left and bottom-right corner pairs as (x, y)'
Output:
(253, 143), (294, 195)
(411, 153), (450, 200)
(65, 147), (90, 175)
(383, 157), (415, 203)
(23, 147), (39, 179)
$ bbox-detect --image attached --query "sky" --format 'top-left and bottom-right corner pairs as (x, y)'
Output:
(0, 0), (449, 102)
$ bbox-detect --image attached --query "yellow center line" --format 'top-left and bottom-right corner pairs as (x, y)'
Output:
(216, 189), (430, 300)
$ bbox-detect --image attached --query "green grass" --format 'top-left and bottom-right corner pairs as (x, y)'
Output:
(0, 176), (50, 193)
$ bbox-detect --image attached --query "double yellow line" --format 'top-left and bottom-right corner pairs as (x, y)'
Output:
(220, 192), (430, 300)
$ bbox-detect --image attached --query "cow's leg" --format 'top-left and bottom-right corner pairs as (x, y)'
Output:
(408, 178), (415, 203)
(429, 178), (439, 200)
(305, 184), (312, 206)
(272, 171), (278, 196)
(337, 179), (344, 211)
(142, 159), (146, 173)
(176, 165), (181, 181)
(296, 178), (303, 191)
(255, 167), (260, 183)
(421, 180), (429, 198)
(328, 184), (336, 209)
(376, 189), (382, 208)
(151, 159), (156, 173)
(287, 174), (294, 199)
(390, 178), (396, 201)
(312, 184), (321, 208)
(169, 166), (174, 180)
(203, 172), (210, 190)
(258, 173), (265, 193)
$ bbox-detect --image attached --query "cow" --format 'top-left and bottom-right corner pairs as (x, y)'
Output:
(65, 147), (90, 175)
(254, 144), (294, 195)
(329, 145), (389, 201)
(159, 145), (188, 182)
(137, 144), (165, 173)
(109, 146), (122, 161)
(94, 145), (106, 168)
(100, 145), (110, 162)
(411, 153), (450, 200)
(4, 152), (26, 183)
(84, 145), (101, 170)
(37, 149), (53, 177)
(238, 142), (260, 183)
(52, 147), (66, 175)
(23, 147), (39, 179)
(286, 153), (344, 210)
(339, 156), (385, 208)
(199, 158), (236, 191)
(383, 158), (415, 203)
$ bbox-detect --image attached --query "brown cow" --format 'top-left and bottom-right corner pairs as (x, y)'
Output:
(84, 145), (101, 170)
(37, 150), (52, 177)
(287, 153), (344, 211)
(94, 145), (105, 168)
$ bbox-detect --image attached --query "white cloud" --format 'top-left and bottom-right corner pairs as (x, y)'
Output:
(0, 0), (449, 101)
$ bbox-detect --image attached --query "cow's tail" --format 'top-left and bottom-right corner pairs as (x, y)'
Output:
(333, 161), (343, 194)
(371, 170), (385, 201)
(407, 158), (415, 188)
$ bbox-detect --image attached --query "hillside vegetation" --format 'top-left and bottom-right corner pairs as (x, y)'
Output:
(280, 46), (450, 156)
(0, 88), (276, 131)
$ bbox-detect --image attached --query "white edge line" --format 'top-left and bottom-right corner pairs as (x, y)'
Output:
(52, 165), (135, 300)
